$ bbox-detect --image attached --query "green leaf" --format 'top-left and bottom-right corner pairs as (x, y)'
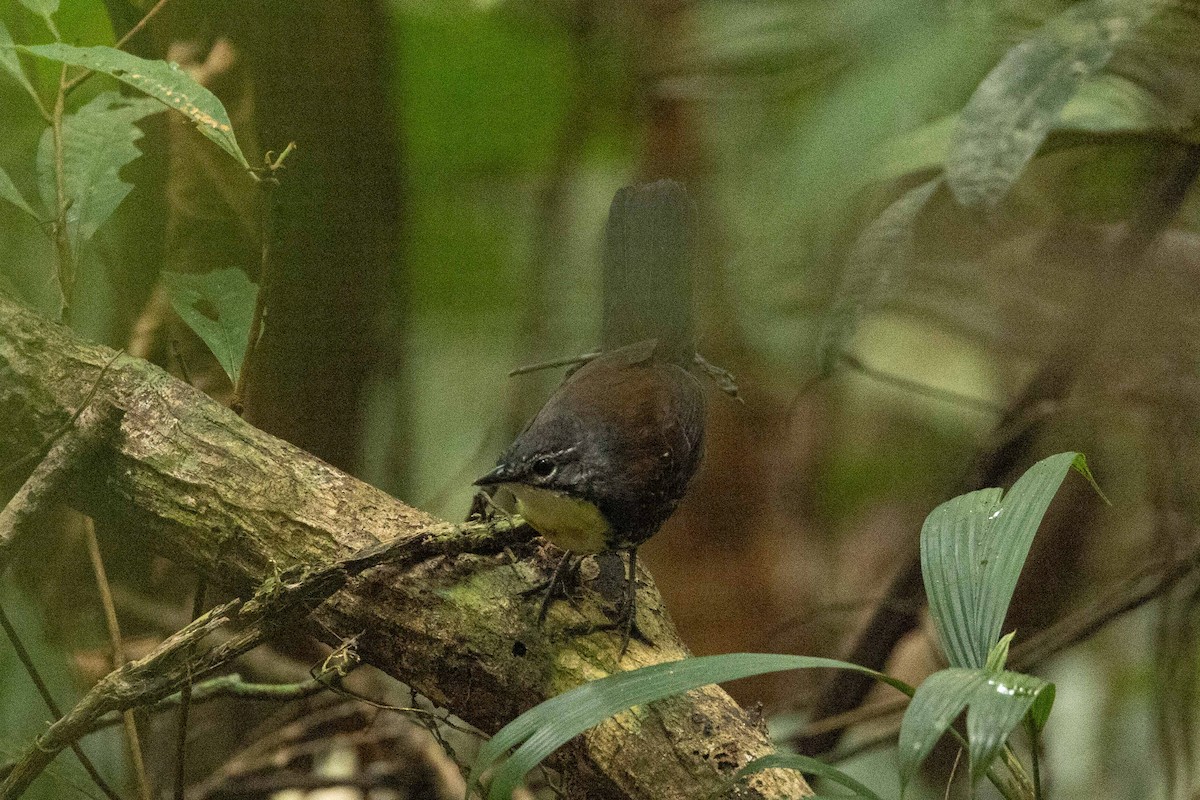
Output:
(898, 669), (985, 793)
(18, 0), (58, 26)
(35, 91), (163, 256)
(922, 487), (1003, 669)
(468, 653), (912, 800)
(985, 631), (1015, 672)
(816, 178), (940, 373)
(965, 671), (1051, 783)
(1028, 682), (1056, 731)
(921, 452), (1094, 668)
(19, 43), (251, 169)
(1058, 73), (1177, 134)
(0, 164), (40, 220)
(898, 667), (1052, 792)
(161, 269), (259, 384)
(0, 20), (39, 99)
(735, 753), (884, 800)
(863, 115), (956, 189)
(946, 0), (1158, 210)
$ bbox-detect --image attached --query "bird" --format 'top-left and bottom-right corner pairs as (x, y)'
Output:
(475, 179), (710, 655)
(474, 336), (706, 655)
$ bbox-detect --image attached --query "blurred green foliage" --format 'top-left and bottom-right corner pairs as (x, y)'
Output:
(0, 0), (1197, 797)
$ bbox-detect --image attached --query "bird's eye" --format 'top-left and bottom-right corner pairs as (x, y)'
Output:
(530, 458), (556, 479)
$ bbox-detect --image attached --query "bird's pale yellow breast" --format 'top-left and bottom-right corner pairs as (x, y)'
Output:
(504, 483), (611, 554)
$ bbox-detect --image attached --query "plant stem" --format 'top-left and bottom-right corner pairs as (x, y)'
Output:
(63, 0), (174, 96)
(51, 63), (74, 325)
(0, 603), (125, 800)
(172, 576), (206, 800)
(84, 518), (152, 800)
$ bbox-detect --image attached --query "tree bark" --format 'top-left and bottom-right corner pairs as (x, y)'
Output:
(0, 293), (809, 800)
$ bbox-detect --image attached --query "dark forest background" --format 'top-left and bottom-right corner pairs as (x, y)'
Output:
(2, 0), (1199, 798)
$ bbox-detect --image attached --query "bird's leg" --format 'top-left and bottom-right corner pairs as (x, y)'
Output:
(616, 548), (647, 657)
(520, 550), (580, 622)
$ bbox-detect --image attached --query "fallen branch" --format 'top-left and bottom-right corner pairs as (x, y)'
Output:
(0, 293), (808, 800)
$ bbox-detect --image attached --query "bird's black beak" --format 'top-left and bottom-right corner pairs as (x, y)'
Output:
(473, 463), (515, 487)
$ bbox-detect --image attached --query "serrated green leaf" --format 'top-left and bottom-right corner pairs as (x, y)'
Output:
(161, 269), (258, 384)
(735, 753), (884, 800)
(947, 0), (1159, 209)
(34, 91), (163, 257)
(19, 43), (250, 169)
(921, 452), (1092, 669)
(0, 164), (40, 220)
(469, 653), (913, 800)
(816, 178), (940, 373)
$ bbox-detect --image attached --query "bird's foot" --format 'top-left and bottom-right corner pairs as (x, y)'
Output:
(521, 551), (583, 620)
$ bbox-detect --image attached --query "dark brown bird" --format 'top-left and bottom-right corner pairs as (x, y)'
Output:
(474, 337), (706, 654)
(476, 180), (708, 655)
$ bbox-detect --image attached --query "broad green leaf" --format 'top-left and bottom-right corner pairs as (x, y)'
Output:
(35, 91), (163, 256)
(0, 165), (40, 220)
(946, 0), (1158, 209)
(898, 669), (986, 793)
(816, 178), (940, 372)
(735, 753), (884, 800)
(161, 269), (259, 384)
(973, 453), (1095, 660)
(18, 0), (58, 26)
(922, 487), (1002, 669)
(921, 452), (1095, 668)
(20, 43), (251, 169)
(965, 671), (1051, 784)
(469, 653), (913, 800)
(0, 20), (39, 99)
(898, 667), (1052, 792)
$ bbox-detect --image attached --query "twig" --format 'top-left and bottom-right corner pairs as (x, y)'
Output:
(508, 352), (599, 377)
(0, 403), (124, 575)
(51, 62), (73, 324)
(0, 604), (126, 800)
(0, 349), (123, 480)
(62, 0), (174, 96)
(0, 517), (531, 799)
(231, 143), (296, 413)
(87, 647), (356, 737)
(839, 352), (1002, 415)
(84, 518), (151, 800)
(187, 698), (465, 800)
(794, 696), (906, 739)
(1027, 717), (1042, 800)
(1010, 541), (1200, 671)
(172, 577), (206, 800)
